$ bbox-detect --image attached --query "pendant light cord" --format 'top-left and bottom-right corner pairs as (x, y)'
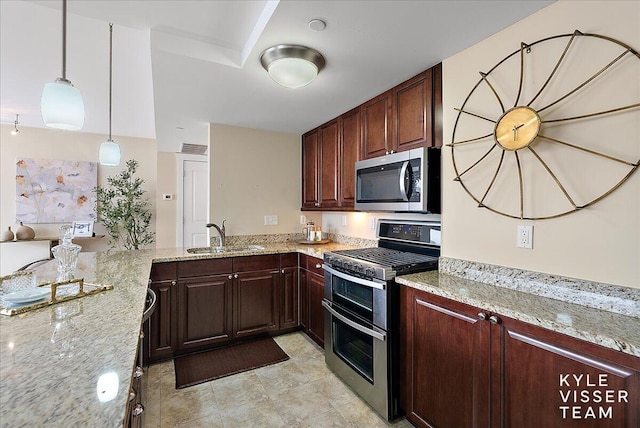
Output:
(109, 23), (113, 141)
(62, 0), (66, 80)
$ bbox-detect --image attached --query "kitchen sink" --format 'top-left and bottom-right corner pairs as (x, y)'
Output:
(186, 245), (265, 254)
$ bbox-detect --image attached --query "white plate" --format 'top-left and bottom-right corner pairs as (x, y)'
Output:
(2, 288), (50, 304)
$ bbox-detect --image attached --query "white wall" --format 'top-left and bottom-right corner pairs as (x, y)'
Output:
(209, 124), (301, 236)
(441, 1), (640, 288)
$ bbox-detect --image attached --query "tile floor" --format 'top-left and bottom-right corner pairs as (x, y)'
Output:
(142, 332), (413, 428)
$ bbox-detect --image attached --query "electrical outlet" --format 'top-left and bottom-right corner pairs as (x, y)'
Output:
(517, 225), (533, 249)
(300, 215), (306, 225)
(369, 217), (376, 230)
(264, 215), (279, 226)
(341, 215), (347, 226)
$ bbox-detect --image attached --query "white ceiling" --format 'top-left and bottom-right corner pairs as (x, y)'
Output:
(0, 0), (555, 152)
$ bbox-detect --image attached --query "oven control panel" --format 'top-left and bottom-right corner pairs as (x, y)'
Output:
(323, 253), (393, 282)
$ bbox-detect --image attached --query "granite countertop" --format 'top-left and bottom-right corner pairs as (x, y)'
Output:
(0, 241), (355, 427)
(396, 270), (640, 358)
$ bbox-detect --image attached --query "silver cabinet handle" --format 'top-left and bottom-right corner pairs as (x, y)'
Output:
(478, 313), (487, 320)
(133, 366), (144, 379)
(234, 274), (238, 279)
(323, 264), (385, 290)
(129, 388), (136, 402)
(148, 278), (152, 285)
(270, 270), (280, 274)
(489, 315), (500, 324)
(322, 300), (386, 341)
(281, 269), (285, 274)
(228, 275), (233, 280)
(132, 403), (144, 417)
(315, 264), (322, 269)
(171, 280), (176, 286)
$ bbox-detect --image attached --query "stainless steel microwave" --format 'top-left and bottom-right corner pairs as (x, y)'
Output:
(355, 147), (440, 213)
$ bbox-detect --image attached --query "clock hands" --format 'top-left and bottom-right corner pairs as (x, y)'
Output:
(512, 123), (525, 141)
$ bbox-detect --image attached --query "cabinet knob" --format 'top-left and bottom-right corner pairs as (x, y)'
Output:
(132, 403), (145, 417)
(234, 274), (238, 279)
(477, 312), (487, 320)
(315, 264), (322, 269)
(129, 388), (136, 402)
(228, 275), (233, 280)
(489, 315), (501, 325)
(148, 278), (152, 285)
(171, 280), (176, 286)
(133, 366), (144, 379)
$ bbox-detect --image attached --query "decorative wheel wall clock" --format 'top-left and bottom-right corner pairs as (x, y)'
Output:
(450, 30), (640, 220)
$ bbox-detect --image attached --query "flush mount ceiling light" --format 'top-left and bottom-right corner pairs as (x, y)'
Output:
(260, 44), (325, 88)
(99, 23), (121, 166)
(41, 0), (85, 131)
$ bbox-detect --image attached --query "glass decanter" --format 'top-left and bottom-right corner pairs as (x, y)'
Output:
(52, 224), (81, 281)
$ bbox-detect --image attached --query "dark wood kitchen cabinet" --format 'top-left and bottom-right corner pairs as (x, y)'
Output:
(394, 70), (433, 152)
(401, 286), (640, 428)
(339, 107), (360, 208)
(279, 253), (299, 330)
(302, 122), (339, 210)
(302, 129), (320, 209)
(145, 262), (177, 364)
(361, 89), (394, 159)
(299, 254), (325, 348)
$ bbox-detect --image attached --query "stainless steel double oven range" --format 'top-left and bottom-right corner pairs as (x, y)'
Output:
(322, 219), (441, 421)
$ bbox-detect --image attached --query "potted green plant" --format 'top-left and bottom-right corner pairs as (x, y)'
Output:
(95, 159), (155, 250)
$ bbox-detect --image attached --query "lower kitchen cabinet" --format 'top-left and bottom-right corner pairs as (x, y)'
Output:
(145, 262), (177, 364)
(400, 286), (640, 428)
(300, 254), (325, 348)
(177, 274), (233, 351)
(234, 268), (279, 338)
(280, 253), (299, 330)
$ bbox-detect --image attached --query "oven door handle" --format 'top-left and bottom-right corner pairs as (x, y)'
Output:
(322, 265), (386, 290)
(322, 300), (386, 342)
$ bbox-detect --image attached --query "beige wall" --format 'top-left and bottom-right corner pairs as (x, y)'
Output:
(442, 1), (640, 288)
(155, 152), (178, 248)
(0, 124), (158, 252)
(209, 124), (301, 236)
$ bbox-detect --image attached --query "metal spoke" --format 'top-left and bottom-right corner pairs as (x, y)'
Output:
(514, 151), (524, 219)
(527, 146), (578, 208)
(453, 108), (497, 124)
(478, 150), (505, 207)
(527, 30), (581, 108)
(543, 103), (640, 123)
(446, 133), (493, 147)
(513, 42), (531, 107)
(538, 48), (632, 113)
(538, 134), (638, 166)
(479, 72), (505, 113)
(453, 144), (498, 181)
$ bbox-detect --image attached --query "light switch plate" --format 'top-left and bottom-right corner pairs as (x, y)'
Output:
(162, 193), (173, 200)
(341, 215), (347, 226)
(300, 215), (306, 225)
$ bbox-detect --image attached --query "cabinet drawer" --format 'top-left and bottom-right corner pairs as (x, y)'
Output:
(234, 254), (280, 272)
(177, 258), (233, 278)
(150, 262), (177, 282)
(306, 256), (324, 276)
(280, 253), (298, 268)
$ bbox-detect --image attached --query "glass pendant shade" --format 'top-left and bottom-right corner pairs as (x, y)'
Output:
(267, 58), (319, 88)
(41, 78), (85, 130)
(99, 140), (121, 166)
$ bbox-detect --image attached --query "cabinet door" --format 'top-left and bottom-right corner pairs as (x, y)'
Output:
(493, 316), (640, 428)
(361, 90), (394, 159)
(300, 269), (309, 330)
(431, 63), (443, 148)
(340, 108), (360, 208)
(402, 287), (491, 428)
(147, 279), (177, 363)
(279, 267), (299, 330)
(307, 271), (325, 348)
(320, 120), (340, 208)
(176, 274), (233, 351)
(234, 269), (279, 337)
(394, 71), (432, 151)
(302, 129), (320, 209)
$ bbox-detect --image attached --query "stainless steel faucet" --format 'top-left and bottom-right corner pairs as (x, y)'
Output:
(206, 220), (226, 247)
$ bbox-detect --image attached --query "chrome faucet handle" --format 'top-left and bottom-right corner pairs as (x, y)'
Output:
(221, 220), (226, 233)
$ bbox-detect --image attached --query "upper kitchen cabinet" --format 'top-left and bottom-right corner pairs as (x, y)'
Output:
(302, 110), (360, 211)
(394, 70), (433, 152)
(361, 90), (394, 159)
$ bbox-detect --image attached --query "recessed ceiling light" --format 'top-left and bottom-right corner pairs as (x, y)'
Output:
(308, 19), (326, 32)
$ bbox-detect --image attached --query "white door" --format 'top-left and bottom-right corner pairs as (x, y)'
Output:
(183, 160), (209, 248)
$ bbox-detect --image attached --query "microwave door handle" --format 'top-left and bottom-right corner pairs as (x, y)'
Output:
(399, 161), (411, 201)
(322, 300), (386, 341)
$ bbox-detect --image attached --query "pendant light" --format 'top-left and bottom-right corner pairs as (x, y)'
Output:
(41, 0), (85, 130)
(99, 23), (121, 166)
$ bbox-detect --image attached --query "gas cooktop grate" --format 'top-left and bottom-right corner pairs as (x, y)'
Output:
(332, 248), (438, 270)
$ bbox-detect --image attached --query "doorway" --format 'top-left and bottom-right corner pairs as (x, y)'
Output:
(177, 155), (209, 248)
